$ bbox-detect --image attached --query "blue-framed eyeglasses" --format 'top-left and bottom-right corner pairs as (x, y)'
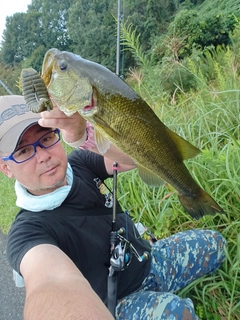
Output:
(1, 129), (61, 164)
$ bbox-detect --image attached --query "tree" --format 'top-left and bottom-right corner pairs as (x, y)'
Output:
(0, 63), (22, 95)
(40, 0), (73, 51)
(68, 0), (117, 71)
(0, 0), (239, 85)
(151, 0), (239, 63)
(1, 12), (43, 65)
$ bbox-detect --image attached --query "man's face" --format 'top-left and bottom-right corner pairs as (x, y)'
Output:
(0, 124), (68, 195)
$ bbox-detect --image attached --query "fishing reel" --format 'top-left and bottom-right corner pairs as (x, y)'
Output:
(110, 235), (132, 272)
(110, 228), (150, 272)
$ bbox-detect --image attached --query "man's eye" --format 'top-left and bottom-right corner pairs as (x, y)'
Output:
(42, 136), (51, 142)
(15, 147), (31, 157)
(41, 133), (55, 145)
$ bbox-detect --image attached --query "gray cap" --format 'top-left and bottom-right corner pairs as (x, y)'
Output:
(0, 95), (41, 154)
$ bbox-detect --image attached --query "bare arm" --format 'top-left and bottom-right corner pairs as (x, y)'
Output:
(39, 107), (137, 174)
(20, 244), (113, 320)
(39, 106), (87, 144)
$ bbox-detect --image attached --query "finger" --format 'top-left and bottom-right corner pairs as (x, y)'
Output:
(38, 118), (61, 128)
(39, 112), (81, 129)
(41, 107), (65, 119)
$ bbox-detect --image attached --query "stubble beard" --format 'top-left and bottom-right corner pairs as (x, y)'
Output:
(21, 175), (68, 195)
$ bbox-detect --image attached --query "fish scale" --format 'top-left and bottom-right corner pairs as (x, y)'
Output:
(21, 48), (225, 220)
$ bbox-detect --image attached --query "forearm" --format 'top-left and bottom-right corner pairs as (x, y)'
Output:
(39, 106), (136, 167)
(70, 122), (136, 167)
(24, 277), (113, 320)
(39, 107), (87, 144)
(61, 116), (87, 145)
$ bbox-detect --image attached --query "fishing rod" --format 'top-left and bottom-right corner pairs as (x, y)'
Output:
(107, 162), (121, 316)
(107, 162), (150, 317)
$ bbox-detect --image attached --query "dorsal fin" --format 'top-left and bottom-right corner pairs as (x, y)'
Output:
(166, 128), (200, 160)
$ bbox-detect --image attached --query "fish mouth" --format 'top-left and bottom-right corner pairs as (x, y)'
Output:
(41, 48), (97, 117)
(41, 48), (61, 86)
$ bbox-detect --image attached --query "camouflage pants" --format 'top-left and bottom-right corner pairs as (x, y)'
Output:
(116, 229), (227, 320)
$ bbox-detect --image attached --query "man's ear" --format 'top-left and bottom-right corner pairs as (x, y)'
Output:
(0, 160), (14, 178)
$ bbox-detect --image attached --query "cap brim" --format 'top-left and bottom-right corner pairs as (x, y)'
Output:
(1, 118), (40, 154)
(0, 95), (42, 154)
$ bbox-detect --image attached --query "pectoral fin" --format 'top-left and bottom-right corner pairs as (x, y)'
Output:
(138, 165), (165, 186)
(166, 128), (200, 160)
(94, 129), (111, 154)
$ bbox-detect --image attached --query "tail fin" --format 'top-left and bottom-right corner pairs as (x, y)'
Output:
(178, 189), (225, 219)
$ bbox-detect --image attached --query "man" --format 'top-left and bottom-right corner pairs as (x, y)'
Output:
(0, 95), (227, 320)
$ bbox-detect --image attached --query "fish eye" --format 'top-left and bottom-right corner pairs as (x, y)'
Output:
(59, 61), (67, 70)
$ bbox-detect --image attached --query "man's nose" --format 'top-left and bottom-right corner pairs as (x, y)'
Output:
(35, 145), (51, 161)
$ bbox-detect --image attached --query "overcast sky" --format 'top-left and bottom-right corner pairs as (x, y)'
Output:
(0, 0), (32, 41)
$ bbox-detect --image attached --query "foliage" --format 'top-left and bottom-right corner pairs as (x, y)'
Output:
(122, 0), (177, 51)
(0, 1), (240, 319)
(0, 0), (239, 87)
(0, 63), (22, 95)
(1, 12), (43, 66)
(67, 0), (117, 71)
(40, 0), (73, 53)
(21, 45), (49, 72)
(148, 15), (240, 97)
(152, 0), (239, 62)
(120, 22), (151, 69)
(0, 0), (73, 72)
(106, 24), (239, 319)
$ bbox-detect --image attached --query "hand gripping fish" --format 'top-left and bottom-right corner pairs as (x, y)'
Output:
(20, 48), (224, 219)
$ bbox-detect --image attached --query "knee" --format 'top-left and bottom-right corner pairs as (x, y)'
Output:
(205, 229), (227, 265)
(161, 295), (199, 320)
(116, 292), (199, 320)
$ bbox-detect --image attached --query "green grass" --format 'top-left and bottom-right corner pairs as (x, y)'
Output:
(1, 28), (240, 319)
(107, 109), (240, 319)
(0, 175), (17, 233)
(106, 36), (239, 318)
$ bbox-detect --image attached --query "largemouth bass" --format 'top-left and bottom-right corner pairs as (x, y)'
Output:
(23, 48), (224, 219)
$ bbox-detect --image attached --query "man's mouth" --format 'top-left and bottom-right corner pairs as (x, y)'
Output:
(43, 166), (57, 175)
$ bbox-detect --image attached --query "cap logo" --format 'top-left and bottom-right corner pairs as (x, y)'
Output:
(0, 103), (29, 125)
